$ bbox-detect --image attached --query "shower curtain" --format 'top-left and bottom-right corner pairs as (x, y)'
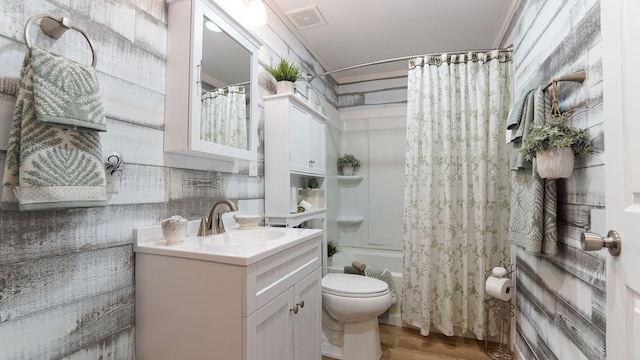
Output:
(201, 86), (248, 149)
(402, 50), (512, 338)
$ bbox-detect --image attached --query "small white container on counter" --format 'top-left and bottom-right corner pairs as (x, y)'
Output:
(161, 215), (187, 245)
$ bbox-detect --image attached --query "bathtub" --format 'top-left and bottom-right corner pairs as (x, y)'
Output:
(326, 247), (403, 327)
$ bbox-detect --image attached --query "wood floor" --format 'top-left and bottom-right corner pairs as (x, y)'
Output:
(322, 324), (491, 360)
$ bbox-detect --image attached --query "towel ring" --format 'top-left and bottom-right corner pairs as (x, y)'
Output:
(24, 12), (97, 68)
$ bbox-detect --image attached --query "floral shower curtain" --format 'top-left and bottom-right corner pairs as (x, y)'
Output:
(201, 86), (248, 149)
(402, 50), (512, 338)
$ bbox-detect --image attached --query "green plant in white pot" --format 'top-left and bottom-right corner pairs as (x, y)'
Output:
(519, 112), (592, 179)
(327, 239), (340, 267)
(267, 58), (303, 94)
(327, 239), (340, 258)
(337, 153), (361, 175)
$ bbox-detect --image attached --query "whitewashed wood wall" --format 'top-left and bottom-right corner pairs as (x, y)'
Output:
(501, 1), (605, 359)
(0, 0), (338, 358)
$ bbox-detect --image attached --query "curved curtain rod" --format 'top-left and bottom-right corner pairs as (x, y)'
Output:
(306, 44), (514, 81)
(24, 12), (98, 68)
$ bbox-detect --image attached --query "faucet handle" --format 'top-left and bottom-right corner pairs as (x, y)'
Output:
(192, 213), (207, 237)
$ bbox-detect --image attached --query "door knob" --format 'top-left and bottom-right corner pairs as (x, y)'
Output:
(580, 230), (621, 256)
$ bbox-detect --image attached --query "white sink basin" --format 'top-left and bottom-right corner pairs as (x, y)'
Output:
(223, 228), (287, 242)
(134, 223), (321, 265)
(202, 229), (287, 251)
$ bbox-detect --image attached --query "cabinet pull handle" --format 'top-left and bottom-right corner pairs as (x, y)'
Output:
(297, 300), (305, 308)
(290, 305), (299, 314)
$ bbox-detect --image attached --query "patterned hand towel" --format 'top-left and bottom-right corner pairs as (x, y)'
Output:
(509, 90), (536, 170)
(506, 88), (535, 130)
(1, 50), (107, 211)
(364, 266), (397, 305)
(31, 47), (106, 132)
(508, 88), (558, 256)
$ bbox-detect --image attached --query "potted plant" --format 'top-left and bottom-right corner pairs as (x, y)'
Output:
(337, 153), (361, 175)
(519, 112), (591, 179)
(327, 239), (340, 257)
(267, 58), (303, 94)
(327, 239), (340, 267)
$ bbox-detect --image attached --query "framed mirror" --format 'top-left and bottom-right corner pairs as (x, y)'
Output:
(165, 0), (262, 162)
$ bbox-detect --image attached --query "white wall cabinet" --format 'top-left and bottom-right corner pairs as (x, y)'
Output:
(264, 94), (328, 218)
(135, 234), (322, 360)
(289, 104), (326, 174)
(164, 0), (262, 162)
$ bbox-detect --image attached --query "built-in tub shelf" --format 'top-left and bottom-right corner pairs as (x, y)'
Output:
(337, 216), (364, 225)
(337, 175), (364, 184)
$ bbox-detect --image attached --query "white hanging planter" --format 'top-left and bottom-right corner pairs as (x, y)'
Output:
(536, 147), (575, 179)
(342, 165), (355, 176)
(276, 80), (295, 94)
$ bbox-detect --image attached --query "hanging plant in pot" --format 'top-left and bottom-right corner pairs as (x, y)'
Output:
(519, 111), (592, 179)
(267, 58), (303, 94)
(337, 153), (361, 175)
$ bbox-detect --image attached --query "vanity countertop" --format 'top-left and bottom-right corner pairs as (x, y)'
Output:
(134, 221), (322, 266)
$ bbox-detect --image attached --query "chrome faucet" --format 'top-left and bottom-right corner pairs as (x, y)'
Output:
(206, 199), (238, 235)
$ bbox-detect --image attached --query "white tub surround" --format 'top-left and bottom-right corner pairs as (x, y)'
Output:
(134, 223), (323, 360)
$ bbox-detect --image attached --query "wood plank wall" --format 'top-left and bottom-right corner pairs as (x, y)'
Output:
(500, 1), (606, 359)
(0, 0), (337, 358)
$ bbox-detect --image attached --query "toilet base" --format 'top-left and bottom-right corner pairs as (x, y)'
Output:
(321, 318), (383, 360)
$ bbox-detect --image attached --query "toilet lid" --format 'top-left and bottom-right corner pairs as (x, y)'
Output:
(322, 273), (389, 298)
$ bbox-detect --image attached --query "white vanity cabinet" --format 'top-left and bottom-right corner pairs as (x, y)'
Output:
(246, 267), (322, 360)
(134, 230), (322, 360)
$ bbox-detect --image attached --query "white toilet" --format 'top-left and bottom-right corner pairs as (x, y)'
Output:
(321, 273), (392, 360)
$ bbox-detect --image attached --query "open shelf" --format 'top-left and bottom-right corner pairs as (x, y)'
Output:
(265, 208), (327, 228)
(337, 175), (364, 184)
(337, 216), (365, 225)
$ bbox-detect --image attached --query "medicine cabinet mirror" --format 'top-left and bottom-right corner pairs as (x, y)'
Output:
(165, 0), (262, 162)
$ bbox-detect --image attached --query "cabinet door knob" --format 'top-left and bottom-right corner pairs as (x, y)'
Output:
(290, 305), (299, 314)
(580, 230), (622, 256)
(297, 300), (305, 309)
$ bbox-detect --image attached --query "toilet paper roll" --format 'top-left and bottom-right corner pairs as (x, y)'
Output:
(299, 200), (312, 211)
(485, 276), (513, 301)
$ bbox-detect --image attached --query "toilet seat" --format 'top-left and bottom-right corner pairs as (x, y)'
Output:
(322, 273), (389, 298)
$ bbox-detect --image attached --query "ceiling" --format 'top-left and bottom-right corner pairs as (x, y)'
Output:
(265, 0), (517, 83)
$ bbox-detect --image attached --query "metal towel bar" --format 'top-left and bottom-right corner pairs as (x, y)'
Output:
(24, 12), (97, 68)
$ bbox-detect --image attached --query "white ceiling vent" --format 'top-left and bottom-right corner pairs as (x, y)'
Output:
(286, 5), (326, 30)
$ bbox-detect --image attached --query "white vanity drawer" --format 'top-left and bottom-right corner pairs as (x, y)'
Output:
(245, 234), (321, 315)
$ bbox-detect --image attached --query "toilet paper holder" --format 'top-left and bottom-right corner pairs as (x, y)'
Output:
(484, 263), (515, 360)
